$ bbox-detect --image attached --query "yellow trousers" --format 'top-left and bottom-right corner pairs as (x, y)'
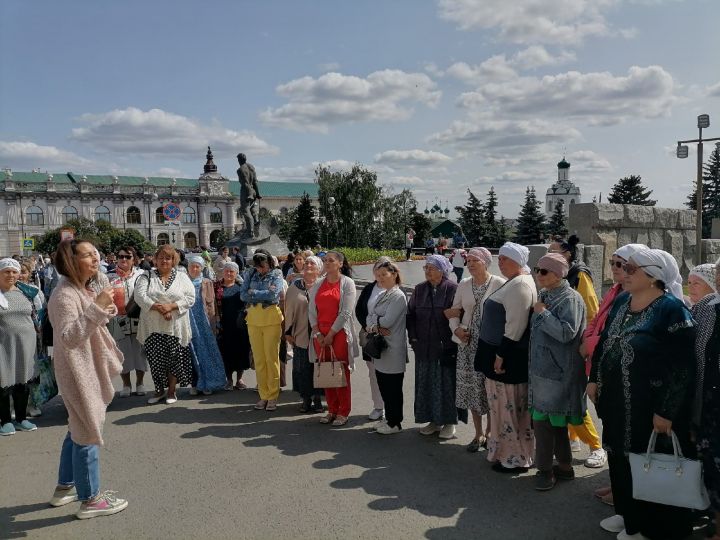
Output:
(568, 413), (601, 450)
(247, 324), (283, 401)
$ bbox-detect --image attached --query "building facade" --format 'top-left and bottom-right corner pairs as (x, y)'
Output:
(0, 148), (318, 255)
(545, 158), (581, 216)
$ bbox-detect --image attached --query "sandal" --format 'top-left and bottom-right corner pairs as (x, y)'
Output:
(331, 415), (348, 427)
(320, 414), (336, 424)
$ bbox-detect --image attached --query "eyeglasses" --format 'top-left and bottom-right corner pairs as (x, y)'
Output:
(622, 263), (661, 275)
(116, 254), (133, 260)
(422, 265), (440, 272)
(533, 267), (550, 276)
(608, 259), (623, 269)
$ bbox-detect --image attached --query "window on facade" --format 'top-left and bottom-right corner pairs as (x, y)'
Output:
(182, 206), (196, 224)
(95, 205), (111, 223)
(209, 207), (223, 224)
(126, 206), (141, 224)
(61, 206), (78, 224)
(571, 199), (575, 205)
(25, 206), (44, 226)
(157, 233), (169, 246)
(184, 232), (198, 249)
(155, 207), (165, 224)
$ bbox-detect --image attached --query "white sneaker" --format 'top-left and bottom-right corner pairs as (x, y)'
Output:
(49, 485), (78, 507)
(368, 408), (384, 421)
(438, 424), (456, 439)
(585, 448), (607, 468)
(617, 530), (649, 540)
(570, 440), (582, 452)
(376, 423), (402, 435)
(600, 515), (625, 533)
(419, 422), (441, 436)
(165, 394), (178, 405)
(119, 386), (132, 398)
(189, 387), (199, 396)
(135, 385), (147, 396)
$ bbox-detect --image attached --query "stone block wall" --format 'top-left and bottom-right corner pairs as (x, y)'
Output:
(702, 239), (720, 264)
(568, 203), (697, 284)
(527, 243), (604, 298)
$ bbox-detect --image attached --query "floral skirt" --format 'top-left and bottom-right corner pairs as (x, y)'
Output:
(485, 379), (534, 468)
(455, 342), (488, 414)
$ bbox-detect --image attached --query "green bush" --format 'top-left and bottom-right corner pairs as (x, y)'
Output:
(329, 247), (405, 265)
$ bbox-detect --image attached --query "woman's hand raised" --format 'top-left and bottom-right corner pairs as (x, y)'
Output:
(95, 287), (115, 310)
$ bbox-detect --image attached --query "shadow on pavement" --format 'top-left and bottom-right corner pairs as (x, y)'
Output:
(0, 502), (74, 539)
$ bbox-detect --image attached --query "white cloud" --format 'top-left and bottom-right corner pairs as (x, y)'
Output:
(437, 0), (620, 45)
(71, 107), (278, 157)
(567, 150), (613, 171)
(259, 70), (441, 132)
(318, 62), (341, 72)
(428, 118), (581, 151)
(424, 62), (445, 78)
(155, 167), (184, 177)
(374, 149), (452, 167)
(0, 140), (94, 170)
(707, 81), (720, 97)
(512, 45), (576, 70)
(457, 65), (676, 125)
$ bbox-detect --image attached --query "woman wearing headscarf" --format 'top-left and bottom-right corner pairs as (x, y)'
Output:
(107, 246), (148, 398)
(475, 242), (537, 473)
(688, 263), (717, 306)
(549, 234), (605, 468)
(18, 260), (48, 418)
(446, 247), (505, 451)
(589, 248), (696, 540)
(186, 255), (226, 395)
(216, 261), (251, 390)
(692, 257), (720, 540)
(407, 254), (459, 439)
(529, 254), (586, 491)
(135, 245), (196, 405)
(309, 251), (359, 426)
(285, 255), (324, 413)
(0, 258), (39, 435)
(240, 252), (285, 411)
(355, 256), (394, 421)
(581, 243), (647, 504)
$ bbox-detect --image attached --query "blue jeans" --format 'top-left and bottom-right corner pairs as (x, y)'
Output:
(57, 431), (100, 501)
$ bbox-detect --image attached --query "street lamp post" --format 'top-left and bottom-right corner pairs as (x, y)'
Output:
(676, 114), (720, 264)
(326, 196), (335, 248)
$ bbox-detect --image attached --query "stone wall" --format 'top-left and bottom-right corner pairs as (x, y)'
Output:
(568, 203), (697, 284)
(527, 243), (604, 298)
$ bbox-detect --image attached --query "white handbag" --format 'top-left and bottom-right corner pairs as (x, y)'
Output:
(629, 430), (710, 510)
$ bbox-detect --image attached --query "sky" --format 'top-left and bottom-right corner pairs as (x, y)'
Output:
(1, 0), (719, 218)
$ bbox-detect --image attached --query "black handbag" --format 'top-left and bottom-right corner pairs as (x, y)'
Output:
(363, 332), (387, 359)
(124, 271), (150, 319)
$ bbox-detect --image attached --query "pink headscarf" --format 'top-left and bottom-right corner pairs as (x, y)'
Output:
(467, 247), (492, 268)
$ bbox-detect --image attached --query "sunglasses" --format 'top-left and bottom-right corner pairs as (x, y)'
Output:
(116, 254), (133, 260)
(533, 267), (551, 276)
(622, 263), (661, 275)
(608, 259), (623, 269)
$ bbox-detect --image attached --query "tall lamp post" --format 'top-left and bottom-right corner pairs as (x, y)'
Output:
(676, 114), (720, 264)
(326, 196), (335, 248)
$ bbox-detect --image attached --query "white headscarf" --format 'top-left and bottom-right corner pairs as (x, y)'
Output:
(613, 243), (648, 261)
(689, 263), (717, 293)
(187, 255), (206, 268)
(0, 258), (22, 309)
(499, 242), (531, 274)
(629, 248), (684, 301)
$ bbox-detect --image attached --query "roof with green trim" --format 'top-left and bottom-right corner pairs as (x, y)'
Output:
(4, 171), (318, 198)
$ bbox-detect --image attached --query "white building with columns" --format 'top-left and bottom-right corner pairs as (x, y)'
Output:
(0, 148), (318, 256)
(545, 157), (581, 216)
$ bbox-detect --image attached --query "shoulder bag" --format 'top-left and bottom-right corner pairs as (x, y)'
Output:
(313, 343), (347, 388)
(124, 271), (151, 319)
(629, 430), (710, 510)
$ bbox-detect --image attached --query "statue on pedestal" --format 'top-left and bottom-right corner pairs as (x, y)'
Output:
(237, 153), (261, 238)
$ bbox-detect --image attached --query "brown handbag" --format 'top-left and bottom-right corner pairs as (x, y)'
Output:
(313, 344), (347, 388)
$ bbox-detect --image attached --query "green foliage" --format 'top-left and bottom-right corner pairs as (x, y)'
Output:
(279, 193), (320, 250)
(373, 189), (418, 249)
(546, 201), (568, 238)
(329, 247), (405, 265)
(685, 146), (720, 238)
(481, 187), (506, 247)
(513, 187), (546, 245)
(409, 211), (432, 247)
(36, 218), (154, 256)
(210, 229), (231, 249)
(607, 174), (656, 206)
(455, 189), (486, 246)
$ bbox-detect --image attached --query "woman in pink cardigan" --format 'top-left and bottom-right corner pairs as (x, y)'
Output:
(47, 239), (129, 520)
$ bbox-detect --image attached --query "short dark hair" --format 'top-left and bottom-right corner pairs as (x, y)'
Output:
(252, 249), (276, 269)
(116, 245), (139, 264)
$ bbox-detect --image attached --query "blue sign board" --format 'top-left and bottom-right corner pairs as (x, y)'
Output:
(163, 202), (181, 221)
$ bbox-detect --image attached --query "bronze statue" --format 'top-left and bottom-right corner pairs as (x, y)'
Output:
(237, 153), (261, 237)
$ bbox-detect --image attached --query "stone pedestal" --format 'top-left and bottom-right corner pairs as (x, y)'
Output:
(225, 225), (289, 258)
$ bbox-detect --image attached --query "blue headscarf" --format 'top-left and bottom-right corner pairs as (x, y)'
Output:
(425, 254), (453, 278)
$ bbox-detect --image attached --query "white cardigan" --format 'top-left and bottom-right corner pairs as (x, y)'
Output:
(135, 269), (196, 347)
(449, 274), (506, 344)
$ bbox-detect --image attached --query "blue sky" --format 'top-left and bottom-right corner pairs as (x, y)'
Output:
(1, 0), (719, 217)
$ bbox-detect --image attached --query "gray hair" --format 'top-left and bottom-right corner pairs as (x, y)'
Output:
(373, 256), (393, 271)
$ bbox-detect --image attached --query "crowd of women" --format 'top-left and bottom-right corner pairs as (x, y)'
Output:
(1, 235), (719, 539)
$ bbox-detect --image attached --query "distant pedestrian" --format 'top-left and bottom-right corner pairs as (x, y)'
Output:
(405, 228), (415, 261)
(212, 246), (232, 275)
(450, 247), (466, 283)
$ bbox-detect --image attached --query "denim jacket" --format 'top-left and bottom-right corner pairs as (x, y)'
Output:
(239, 267), (283, 307)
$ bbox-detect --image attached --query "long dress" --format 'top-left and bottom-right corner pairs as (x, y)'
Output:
(216, 281), (251, 379)
(0, 289), (37, 388)
(189, 280), (227, 392)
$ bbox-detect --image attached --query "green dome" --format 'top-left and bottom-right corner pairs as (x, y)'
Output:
(557, 158), (571, 169)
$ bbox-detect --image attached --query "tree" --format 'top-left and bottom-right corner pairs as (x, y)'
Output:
(374, 188), (419, 249)
(685, 145), (720, 238)
(454, 189), (487, 247)
(316, 164), (384, 248)
(210, 229), (231, 249)
(482, 186), (506, 247)
(409, 211), (432, 248)
(36, 218), (154, 256)
(546, 201), (568, 238)
(607, 174), (656, 206)
(285, 193), (320, 249)
(514, 187), (546, 245)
